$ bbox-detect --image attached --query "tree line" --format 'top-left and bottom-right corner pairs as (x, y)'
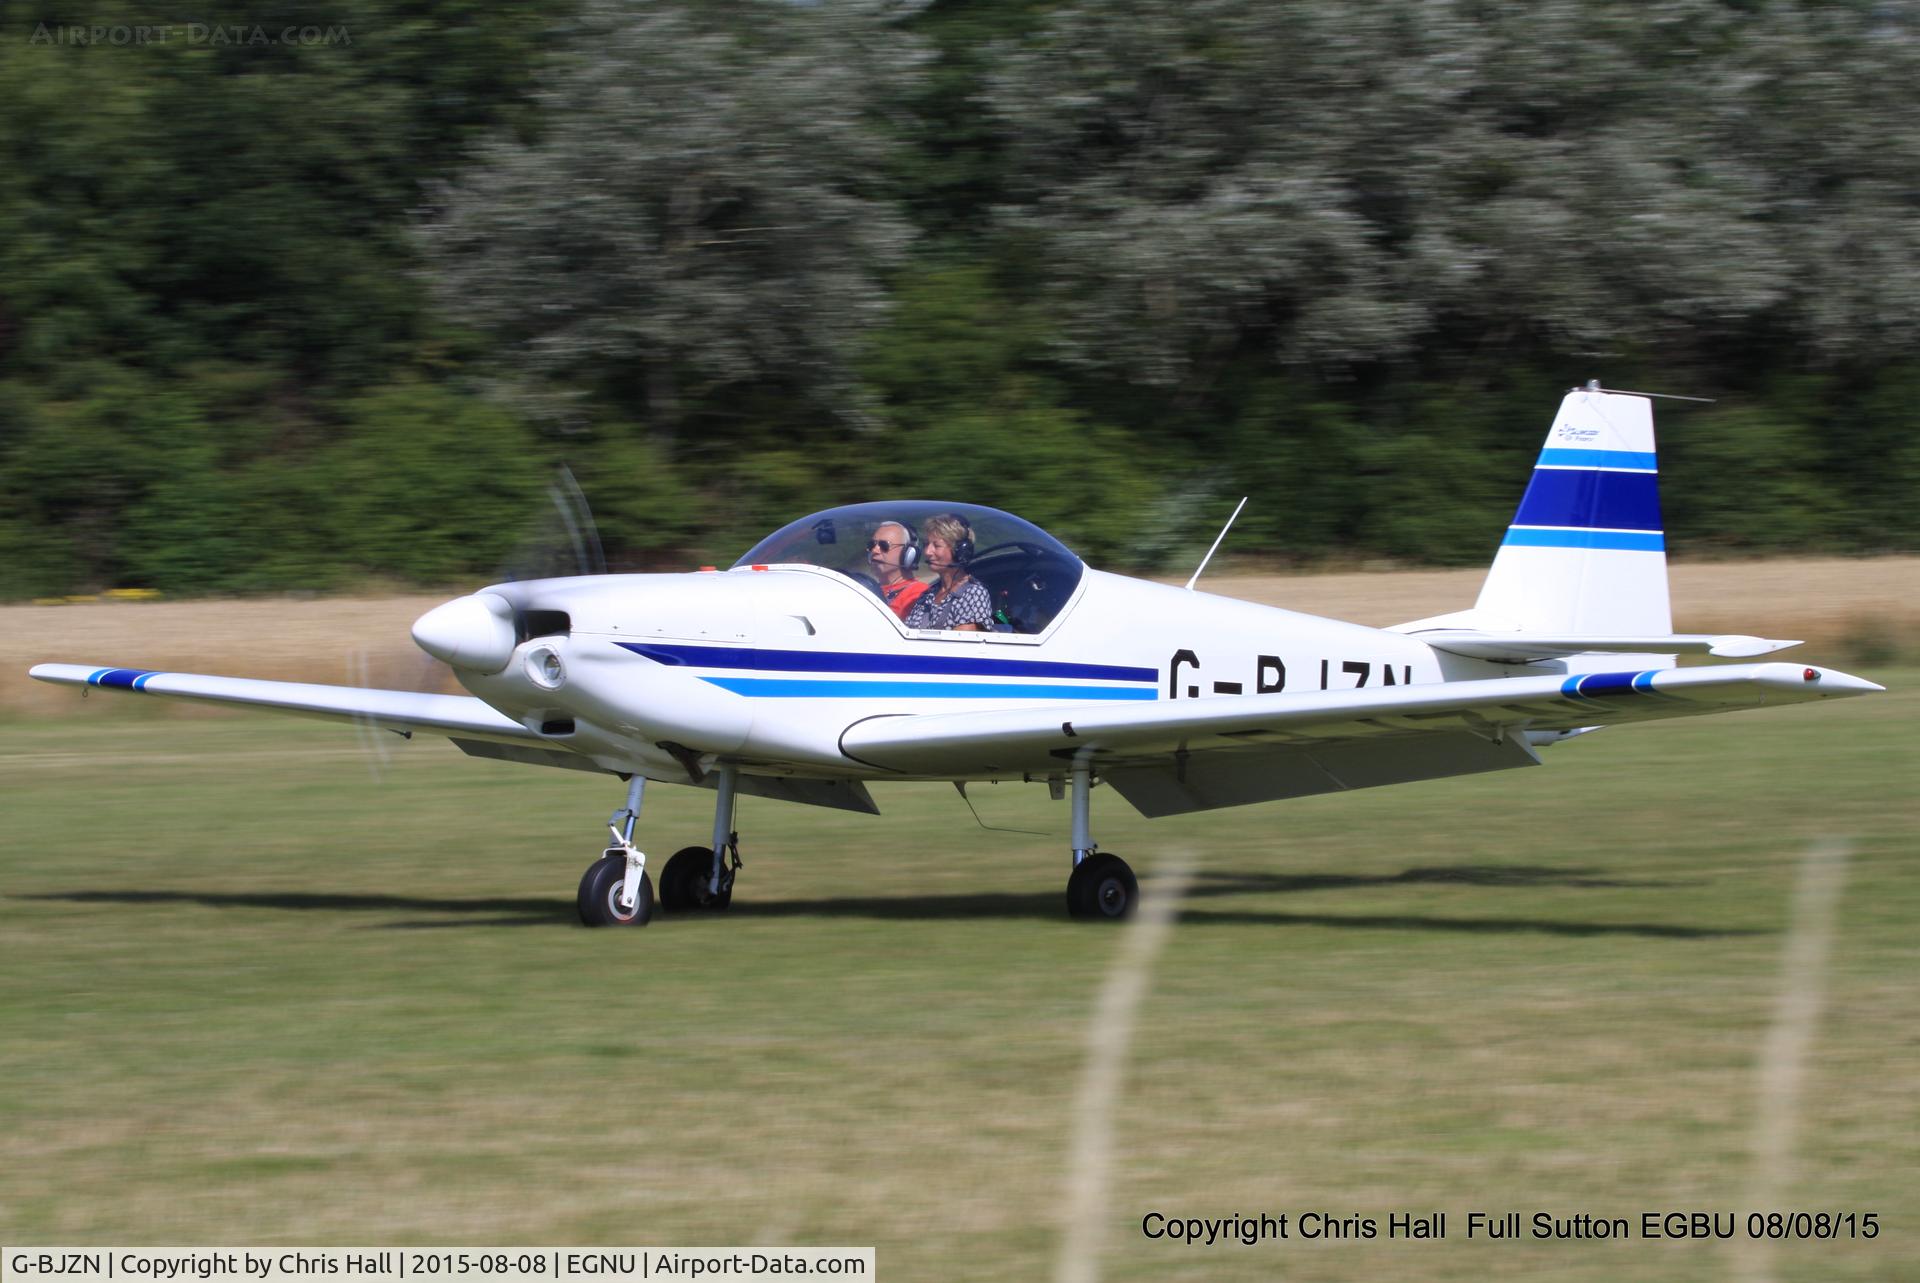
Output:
(3, 0), (1916, 598)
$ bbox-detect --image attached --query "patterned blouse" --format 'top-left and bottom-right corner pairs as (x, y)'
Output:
(904, 576), (993, 630)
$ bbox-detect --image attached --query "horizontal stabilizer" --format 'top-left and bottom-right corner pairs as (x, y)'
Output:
(1404, 631), (1802, 662)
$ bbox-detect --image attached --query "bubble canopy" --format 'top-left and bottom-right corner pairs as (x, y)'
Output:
(733, 501), (1087, 635)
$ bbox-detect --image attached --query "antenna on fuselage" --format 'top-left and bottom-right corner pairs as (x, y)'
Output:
(1185, 496), (1248, 592)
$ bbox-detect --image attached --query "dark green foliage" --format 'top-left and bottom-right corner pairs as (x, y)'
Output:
(2, 1), (1918, 597)
(323, 380), (550, 582)
(860, 263), (1165, 564)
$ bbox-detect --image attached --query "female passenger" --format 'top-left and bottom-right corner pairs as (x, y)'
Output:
(903, 513), (993, 631)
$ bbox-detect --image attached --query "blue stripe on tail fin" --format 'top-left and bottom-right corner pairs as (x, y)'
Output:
(1475, 388), (1675, 647)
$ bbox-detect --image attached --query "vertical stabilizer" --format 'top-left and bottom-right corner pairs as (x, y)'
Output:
(1475, 387), (1673, 646)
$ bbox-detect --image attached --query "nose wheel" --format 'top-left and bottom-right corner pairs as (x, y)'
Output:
(579, 774), (653, 927)
(578, 854), (653, 926)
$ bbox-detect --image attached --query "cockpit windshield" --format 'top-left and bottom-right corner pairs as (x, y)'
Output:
(733, 501), (1087, 636)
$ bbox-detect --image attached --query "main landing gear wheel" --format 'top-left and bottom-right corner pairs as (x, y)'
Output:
(1067, 852), (1137, 921)
(659, 845), (735, 913)
(578, 854), (653, 927)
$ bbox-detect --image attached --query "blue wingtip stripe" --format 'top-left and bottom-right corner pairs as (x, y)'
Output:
(1563, 670), (1663, 704)
(91, 668), (158, 690)
(1576, 671), (1640, 697)
(1632, 669), (1687, 702)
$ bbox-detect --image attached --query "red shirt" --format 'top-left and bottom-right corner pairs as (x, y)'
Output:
(880, 578), (930, 619)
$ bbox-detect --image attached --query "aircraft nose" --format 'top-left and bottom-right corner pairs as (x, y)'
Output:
(411, 592), (518, 674)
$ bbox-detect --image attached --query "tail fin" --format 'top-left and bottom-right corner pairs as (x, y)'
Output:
(1474, 386), (1672, 638)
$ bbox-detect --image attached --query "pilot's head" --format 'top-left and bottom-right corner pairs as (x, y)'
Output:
(867, 521), (916, 582)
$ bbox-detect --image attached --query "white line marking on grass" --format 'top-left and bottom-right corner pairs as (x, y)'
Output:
(1055, 852), (1194, 1283)
(1729, 836), (1850, 1283)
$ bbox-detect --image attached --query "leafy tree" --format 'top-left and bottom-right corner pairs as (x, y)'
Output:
(421, 0), (926, 432)
(982, 0), (1920, 387)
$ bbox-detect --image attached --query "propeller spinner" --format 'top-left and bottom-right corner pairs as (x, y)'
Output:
(410, 591), (518, 673)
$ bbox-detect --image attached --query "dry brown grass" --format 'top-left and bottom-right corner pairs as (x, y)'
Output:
(6, 556), (1914, 713)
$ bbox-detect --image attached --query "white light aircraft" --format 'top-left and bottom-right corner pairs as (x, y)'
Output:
(31, 386), (1883, 925)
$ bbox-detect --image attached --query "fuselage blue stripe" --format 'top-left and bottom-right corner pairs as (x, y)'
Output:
(1513, 468), (1662, 531)
(1503, 528), (1666, 552)
(700, 677), (1159, 701)
(1536, 449), (1658, 471)
(620, 641), (1156, 683)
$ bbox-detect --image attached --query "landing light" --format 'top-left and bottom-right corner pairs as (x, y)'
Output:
(527, 645), (566, 690)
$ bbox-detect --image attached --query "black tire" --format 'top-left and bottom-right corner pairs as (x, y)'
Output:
(577, 854), (653, 927)
(659, 845), (732, 912)
(1066, 853), (1137, 921)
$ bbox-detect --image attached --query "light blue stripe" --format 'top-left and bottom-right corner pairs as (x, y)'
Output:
(1537, 448), (1658, 471)
(701, 677), (1158, 701)
(1503, 528), (1665, 552)
(1632, 669), (1685, 701)
(132, 672), (160, 690)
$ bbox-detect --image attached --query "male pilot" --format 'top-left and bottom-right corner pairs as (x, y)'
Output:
(868, 519), (929, 620)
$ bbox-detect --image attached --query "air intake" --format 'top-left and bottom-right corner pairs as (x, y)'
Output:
(518, 610), (571, 642)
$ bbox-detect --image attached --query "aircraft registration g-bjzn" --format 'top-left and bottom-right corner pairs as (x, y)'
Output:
(31, 386), (1884, 926)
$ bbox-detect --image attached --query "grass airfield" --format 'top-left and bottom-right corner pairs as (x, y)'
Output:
(2, 673), (1914, 1281)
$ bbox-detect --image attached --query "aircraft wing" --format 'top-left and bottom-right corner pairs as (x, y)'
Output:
(839, 662), (1883, 817)
(28, 664), (541, 747)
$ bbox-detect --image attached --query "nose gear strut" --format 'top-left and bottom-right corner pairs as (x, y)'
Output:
(578, 775), (652, 926)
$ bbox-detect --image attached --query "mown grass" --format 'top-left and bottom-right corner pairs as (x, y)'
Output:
(2, 671), (1914, 1281)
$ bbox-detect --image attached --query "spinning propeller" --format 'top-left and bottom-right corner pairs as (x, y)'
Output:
(351, 466), (607, 775)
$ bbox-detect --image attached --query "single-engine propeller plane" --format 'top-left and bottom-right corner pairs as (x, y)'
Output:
(30, 386), (1884, 925)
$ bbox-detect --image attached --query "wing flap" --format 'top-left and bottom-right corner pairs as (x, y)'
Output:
(29, 663), (541, 747)
(1105, 730), (1542, 817)
(839, 662), (1881, 778)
